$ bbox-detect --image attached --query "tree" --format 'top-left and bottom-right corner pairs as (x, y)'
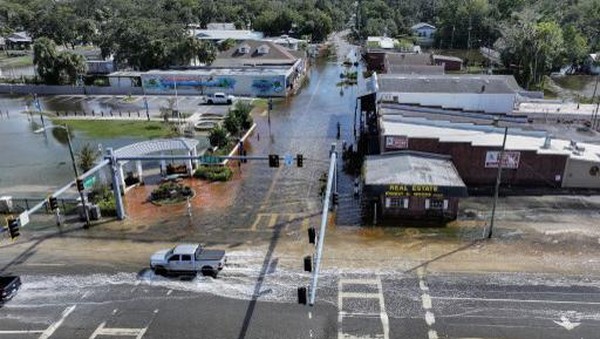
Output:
(496, 9), (564, 88)
(562, 24), (589, 68)
(218, 38), (237, 52)
(223, 101), (253, 136)
(33, 37), (60, 84)
(33, 37), (87, 85)
(77, 143), (100, 173)
(208, 125), (228, 148)
(196, 40), (217, 65)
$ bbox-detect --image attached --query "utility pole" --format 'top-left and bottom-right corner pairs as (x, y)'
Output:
(488, 119), (508, 239)
(591, 73), (599, 129)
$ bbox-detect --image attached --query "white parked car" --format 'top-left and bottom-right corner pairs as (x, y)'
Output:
(203, 92), (235, 105)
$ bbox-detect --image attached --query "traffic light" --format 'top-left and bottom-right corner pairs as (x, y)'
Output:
(303, 255), (312, 272)
(297, 286), (307, 305)
(48, 196), (58, 211)
(268, 154), (280, 168)
(76, 178), (85, 191)
(268, 98), (273, 111)
(332, 192), (339, 205)
(308, 227), (316, 244)
(296, 154), (303, 167)
(7, 218), (20, 239)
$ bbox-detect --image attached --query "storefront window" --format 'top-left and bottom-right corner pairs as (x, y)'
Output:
(385, 197), (408, 209)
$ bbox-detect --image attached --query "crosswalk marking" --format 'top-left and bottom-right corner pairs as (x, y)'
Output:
(338, 276), (389, 339)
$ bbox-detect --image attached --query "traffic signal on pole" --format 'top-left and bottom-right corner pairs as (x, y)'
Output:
(332, 192), (339, 205)
(297, 286), (307, 305)
(303, 255), (312, 272)
(296, 154), (303, 167)
(268, 154), (279, 168)
(76, 178), (85, 191)
(7, 218), (20, 239)
(48, 196), (58, 211)
(308, 227), (316, 244)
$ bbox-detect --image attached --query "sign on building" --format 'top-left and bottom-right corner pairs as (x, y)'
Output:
(385, 135), (408, 150)
(485, 151), (521, 169)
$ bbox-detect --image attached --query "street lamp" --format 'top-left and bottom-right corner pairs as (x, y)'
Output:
(35, 125), (91, 228)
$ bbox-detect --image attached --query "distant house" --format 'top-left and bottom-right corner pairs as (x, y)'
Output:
(189, 23), (263, 43)
(213, 40), (305, 68)
(432, 55), (463, 71)
(5, 31), (32, 50)
(410, 23), (436, 46)
(206, 22), (237, 30)
(367, 36), (398, 49)
(262, 35), (307, 51)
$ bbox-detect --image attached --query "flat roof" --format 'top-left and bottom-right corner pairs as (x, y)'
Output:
(364, 151), (466, 187)
(380, 117), (600, 162)
(377, 74), (520, 94)
(515, 102), (598, 117)
(387, 64), (445, 75)
(191, 29), (264, 40)
(109, 66), (292, 78)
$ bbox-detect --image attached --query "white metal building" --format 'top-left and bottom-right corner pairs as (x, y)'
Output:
(373, 73), (524, 114)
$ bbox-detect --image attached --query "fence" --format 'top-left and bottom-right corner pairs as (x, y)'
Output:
(2, 197), (78, 215)
(0, 84), (144, 96)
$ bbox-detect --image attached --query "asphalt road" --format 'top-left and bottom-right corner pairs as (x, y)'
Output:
(2, 269), (599, 339)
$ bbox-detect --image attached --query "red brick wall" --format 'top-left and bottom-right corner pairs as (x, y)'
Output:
(404, 138), (567, 187)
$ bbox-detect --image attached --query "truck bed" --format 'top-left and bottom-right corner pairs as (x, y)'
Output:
(196, 250), (225, 261)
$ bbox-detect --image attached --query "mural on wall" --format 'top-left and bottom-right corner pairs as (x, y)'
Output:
(143, 76), (236, 91)
(252, 78), (284, 94)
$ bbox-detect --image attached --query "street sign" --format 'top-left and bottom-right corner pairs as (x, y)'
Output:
(18, 212), (29, 227)
(83, 176), (96, 190)
(284, 154), (293, 166)
(200, 155), (220, 164)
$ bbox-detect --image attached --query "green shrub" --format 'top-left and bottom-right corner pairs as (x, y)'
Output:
(193, 165), (233, 181)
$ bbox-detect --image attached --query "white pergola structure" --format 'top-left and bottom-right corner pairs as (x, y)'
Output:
(114, 138), (199, 190)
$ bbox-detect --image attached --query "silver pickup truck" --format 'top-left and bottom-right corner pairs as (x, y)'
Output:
(150, 244), (226, 278)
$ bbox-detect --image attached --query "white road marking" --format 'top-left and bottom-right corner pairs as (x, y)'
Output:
(434, 296), (600, 305)
(419, 280), (429, 291)
(39, 305), (76, 339)
(340, 292), (380, 299)
(82, 291), (90, 299)
(428, 329), (439, 339)
(337, 280), (343, 339)
(337, 277), (389, 339)
(23, 263), (66, 266)
(425, 311), (436, 326)
(166, 289), (173, 296)
(0, 330), (44, 334)
(422, 293), (432, 309)
(89, 322), (147, 339)
(376, 276), (390, 339)
(112, 308), (118, 315)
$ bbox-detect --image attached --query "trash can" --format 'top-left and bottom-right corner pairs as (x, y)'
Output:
(89, 204), (101, 220)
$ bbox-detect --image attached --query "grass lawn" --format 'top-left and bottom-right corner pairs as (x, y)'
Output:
(55, 119), (174, 138)
(0, 54), (33, 68)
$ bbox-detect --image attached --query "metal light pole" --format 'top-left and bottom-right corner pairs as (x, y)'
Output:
(488, 119), (508, 239)
(35, 125), (91, 228)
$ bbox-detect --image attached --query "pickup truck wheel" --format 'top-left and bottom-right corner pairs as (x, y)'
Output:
(227, 100), (232, 104)
(153, 266), (166, 276)
(207, 100), (213, 104)
(201, 266), (217, 278)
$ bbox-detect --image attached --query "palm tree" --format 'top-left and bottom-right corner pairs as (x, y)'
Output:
(77, 143), (100, 173)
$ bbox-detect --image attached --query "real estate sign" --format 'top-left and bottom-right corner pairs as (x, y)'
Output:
(485, 151), (521, 169)
(385, 135), (408, 150)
